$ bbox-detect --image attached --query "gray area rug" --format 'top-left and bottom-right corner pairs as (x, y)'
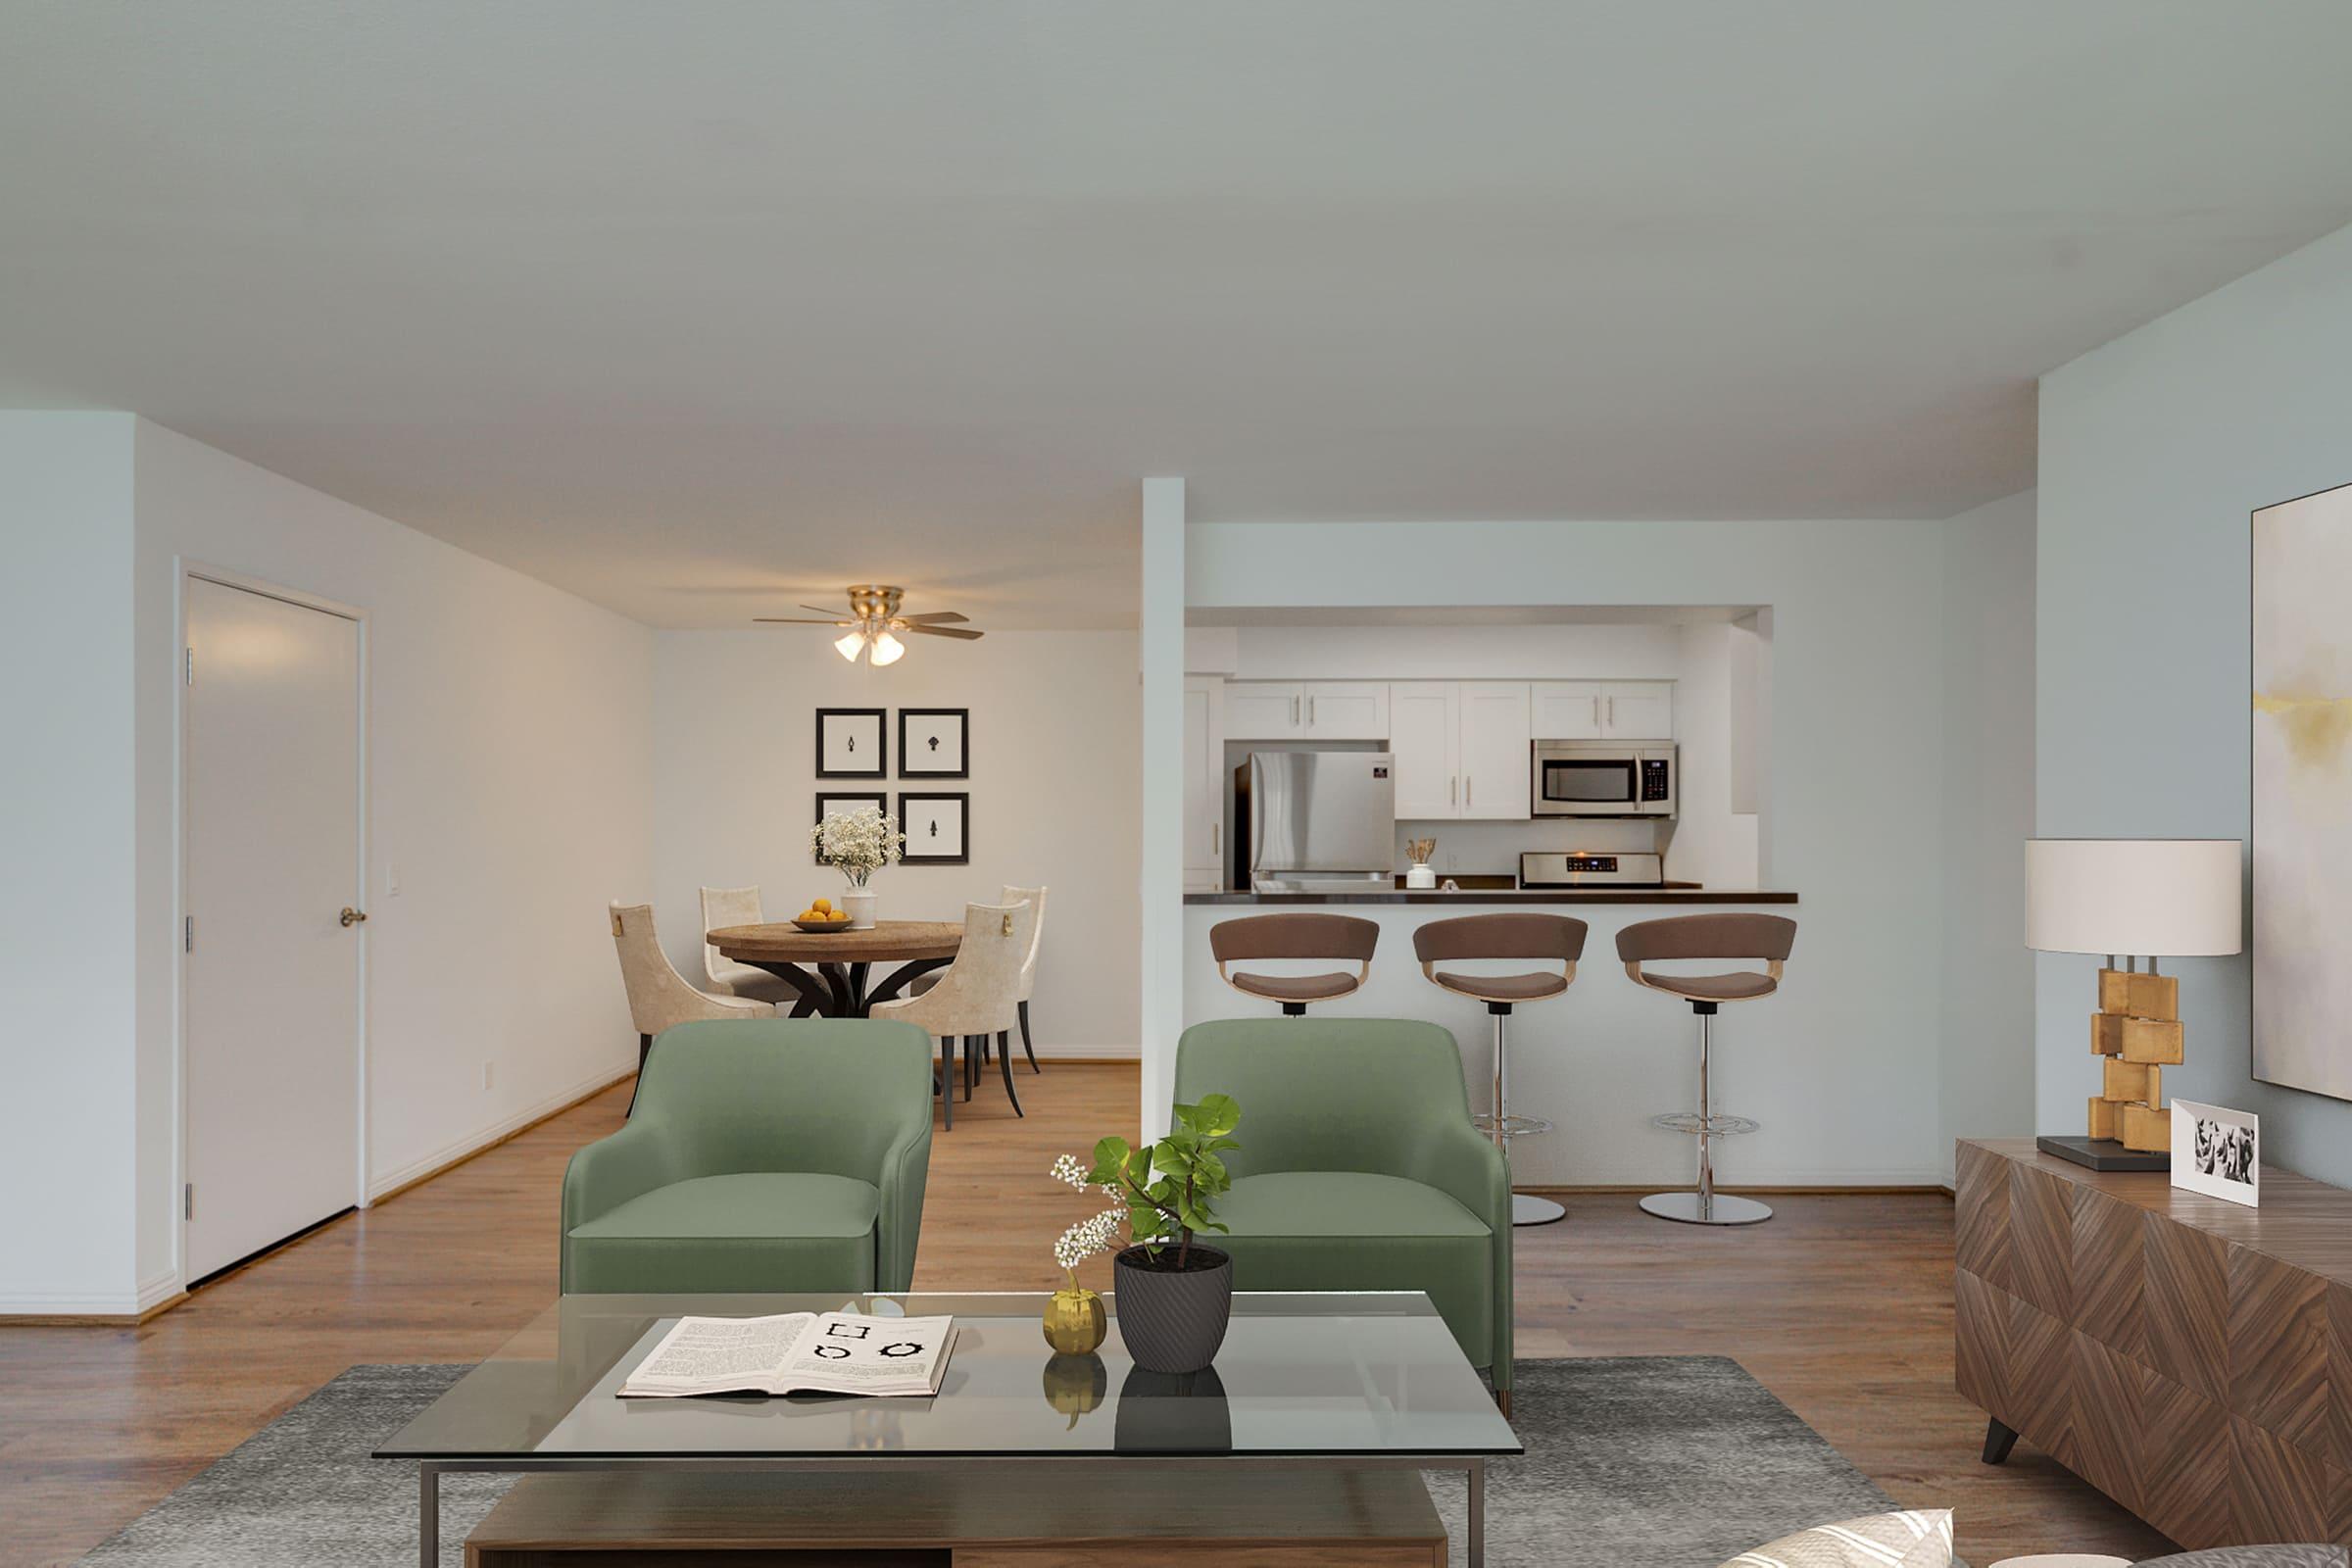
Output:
(80, 1357), (1915, 1568)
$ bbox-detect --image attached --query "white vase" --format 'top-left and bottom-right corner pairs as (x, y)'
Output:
(841, 888), (877, 930)
(1404, 862), (1437, 890)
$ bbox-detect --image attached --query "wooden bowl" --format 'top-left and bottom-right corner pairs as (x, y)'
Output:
(791, 915), (853, 932)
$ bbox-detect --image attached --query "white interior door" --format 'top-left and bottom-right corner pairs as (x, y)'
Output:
(183, 576), (364, 1281)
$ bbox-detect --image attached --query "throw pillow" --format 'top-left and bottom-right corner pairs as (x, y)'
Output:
(1720, 1508), (1955, 1568)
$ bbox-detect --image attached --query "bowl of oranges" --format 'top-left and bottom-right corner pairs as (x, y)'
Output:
(791, 898), (854, 932)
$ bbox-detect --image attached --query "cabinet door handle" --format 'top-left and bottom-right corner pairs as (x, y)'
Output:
(1607, 696), (1616, 728)
(1211, 822), (1219, 855)
(1309, 695), (1316, 726)
(1292, 695), (1300, 726)
(1465, 775), (1473, 809)
(1592, 696), (1601, 729)
(1449, 775), (1456, 807)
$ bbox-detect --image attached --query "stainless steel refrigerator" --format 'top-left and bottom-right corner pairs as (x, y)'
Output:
(1235, 751), (1396, 893)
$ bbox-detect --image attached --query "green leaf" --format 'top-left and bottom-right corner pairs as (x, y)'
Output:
(1192, 1094), (1241, 1137)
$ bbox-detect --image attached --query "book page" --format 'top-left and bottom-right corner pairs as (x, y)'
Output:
(621, 1312), (813, 1396)
(782, 1313), (955, 1393)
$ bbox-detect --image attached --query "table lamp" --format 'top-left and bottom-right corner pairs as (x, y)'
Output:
(2026, 838), (2242, 1171)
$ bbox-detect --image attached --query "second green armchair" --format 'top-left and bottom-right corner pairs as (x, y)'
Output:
(1171, 1017), (1514, 1396)
(561, 1017), (934, 1295)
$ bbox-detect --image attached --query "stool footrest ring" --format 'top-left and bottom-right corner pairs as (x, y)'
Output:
(1474, 1112), (1555, 1140)
(1650, 1111), (1760, 1138)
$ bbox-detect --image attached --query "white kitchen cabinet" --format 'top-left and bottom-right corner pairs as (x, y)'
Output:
(1532, 679), (1674, 740)
(1600, 681), (1675, 738)
(1221, 681), (1303, 739)
(1458, 682), (1533, 819)
(1182, 676), (1227, 891)
(1300, 681), (1388, 739)
(1532, 681), (1606, 739)
(1387, 682), (1460, 818)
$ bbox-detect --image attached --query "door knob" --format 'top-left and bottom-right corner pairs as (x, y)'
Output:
(340, 906), (368, 927)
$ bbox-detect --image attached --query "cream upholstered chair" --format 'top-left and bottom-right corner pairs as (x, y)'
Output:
(913, 884), (1050, 1074)
(700, 885), (799, 1007)
(611, 902), (774, 1112)
(870, 899), (1036, 1129)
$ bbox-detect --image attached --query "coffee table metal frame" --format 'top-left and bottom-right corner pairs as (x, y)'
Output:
(415, 1451), (1486, 1568)
(391, 1290), (1508, 1568)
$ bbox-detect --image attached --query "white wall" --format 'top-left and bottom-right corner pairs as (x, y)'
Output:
(129, 420), (655, 1298)
(0, 413), (142, 1312)
(2038, 219), (2352, 1186)
(1182, 518), (1952, 1184)
(1938, 490), (2037, 1180)
(651, 629), (1141, 1056)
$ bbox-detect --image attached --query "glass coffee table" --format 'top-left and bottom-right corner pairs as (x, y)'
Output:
(378, 1291), (1520, 1567)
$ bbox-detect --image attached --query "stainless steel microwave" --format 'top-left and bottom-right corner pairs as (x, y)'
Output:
(1531, 740), (1677, 817)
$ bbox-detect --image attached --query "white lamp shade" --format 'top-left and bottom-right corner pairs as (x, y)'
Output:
(2026, 839), (2242, 956)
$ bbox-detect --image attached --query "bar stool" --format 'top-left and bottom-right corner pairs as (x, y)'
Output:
(1209, 913), (1379, 1016)
(1413, 913), (1588, 1227)
(1617, 912), (1797, 1227)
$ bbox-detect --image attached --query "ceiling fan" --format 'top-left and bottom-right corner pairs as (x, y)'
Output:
(755, 584), (985, 665)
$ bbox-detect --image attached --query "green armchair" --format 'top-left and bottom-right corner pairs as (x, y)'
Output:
(561, 1018), (933, 1295)
(1171, 1017), (1514, 1395)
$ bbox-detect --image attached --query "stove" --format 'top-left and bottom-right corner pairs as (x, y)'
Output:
(1519, 850), (1665, 888)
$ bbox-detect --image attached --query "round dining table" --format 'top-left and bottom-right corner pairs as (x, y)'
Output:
(708, 920), (961, 1019)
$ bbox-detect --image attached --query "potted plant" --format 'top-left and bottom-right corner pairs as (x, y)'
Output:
(1053, 1095), (1242, 1374)
(808, 805), (901, 929)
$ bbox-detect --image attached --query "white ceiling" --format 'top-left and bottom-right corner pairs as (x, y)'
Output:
(8, 3), (2352, 629)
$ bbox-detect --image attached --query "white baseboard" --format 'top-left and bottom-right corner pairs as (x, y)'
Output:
(366, 1057), (635, 1202)
(1022, 1042), (1139, 1061)
(0, 1285), (150, 1316)
(136, 1267), (183, 1312)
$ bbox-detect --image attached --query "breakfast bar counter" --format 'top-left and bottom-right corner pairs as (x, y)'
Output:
(1183, 888), (1797, 906)
(1182, 889), (1805, 1190)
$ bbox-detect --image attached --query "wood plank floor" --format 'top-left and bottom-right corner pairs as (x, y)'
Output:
(0, 1061), (2169, 1566)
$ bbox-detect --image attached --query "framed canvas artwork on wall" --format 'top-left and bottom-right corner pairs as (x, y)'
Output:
(2253, 479), (2352, 1102)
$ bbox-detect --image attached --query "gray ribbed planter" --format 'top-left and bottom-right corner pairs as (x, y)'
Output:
(1111, 1244), (1233, 1374)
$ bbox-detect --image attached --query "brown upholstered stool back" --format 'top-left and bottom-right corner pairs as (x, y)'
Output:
(1211, 913), (1380, 964)
(1210, 912), (1380, 1015)
(1615, 913), (1796, 964)
(1413, 912), (1589, 965)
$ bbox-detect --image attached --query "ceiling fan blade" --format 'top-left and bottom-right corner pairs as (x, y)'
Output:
(895, 612), (969, 624)
(754, 617), (857, 625)
(904, 623), (984, 640)
(799, 604), (854, 617)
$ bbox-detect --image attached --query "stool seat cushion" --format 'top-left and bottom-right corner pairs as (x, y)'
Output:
(1212, 1170), (1496, 1369)
(565, 1172), (881, 1294)
(1639, 970), (1779, 1003)
(1434, 969), (1568, 1003)
(1229, 970), (1360, 1003)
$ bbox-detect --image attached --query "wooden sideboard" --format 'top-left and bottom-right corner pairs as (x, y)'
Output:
(1955, 1139), (2352, 1549)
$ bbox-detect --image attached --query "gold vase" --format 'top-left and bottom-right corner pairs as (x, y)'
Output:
(1042, 1285), (1106, 1354)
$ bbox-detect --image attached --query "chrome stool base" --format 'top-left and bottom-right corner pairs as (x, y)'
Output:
(1510, 1192), (1568, 1227)
(1640, 1190), (1773, 1226)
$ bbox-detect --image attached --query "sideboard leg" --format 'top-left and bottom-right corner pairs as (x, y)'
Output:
(1981, 1416), (2019, 1465)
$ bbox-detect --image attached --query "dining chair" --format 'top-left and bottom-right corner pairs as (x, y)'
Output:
(611, 902), (775, 1113)
(913, 884), (1049, 1074)
(869, 900), (1037, 1129)
(699, 885), (800, 1007)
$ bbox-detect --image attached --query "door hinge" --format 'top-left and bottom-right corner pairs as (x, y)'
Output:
(183, 1183), (194, 1221)
(184, 914), (194, 953)
(184, 647), (194, 686)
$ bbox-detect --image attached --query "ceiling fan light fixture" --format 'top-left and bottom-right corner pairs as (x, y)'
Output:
(868, 629), (906, 666)
(834, 628), (868, 662)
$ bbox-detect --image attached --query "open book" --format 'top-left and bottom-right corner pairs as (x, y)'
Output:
(618, 1311), (956, 1398)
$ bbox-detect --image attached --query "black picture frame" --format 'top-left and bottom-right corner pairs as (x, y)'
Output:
(815, 709), (887, 778)
(898, 792), (970, 865)
(812, 793), (889, 865)
(897, 708), (970, 778)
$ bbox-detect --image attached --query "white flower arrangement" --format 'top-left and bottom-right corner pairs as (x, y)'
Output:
(1053, 1208), (1126, 1275)
(809, 805), (903, 887)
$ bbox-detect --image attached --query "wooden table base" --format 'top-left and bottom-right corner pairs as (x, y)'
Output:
(464, 1469), (1447, 1567)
